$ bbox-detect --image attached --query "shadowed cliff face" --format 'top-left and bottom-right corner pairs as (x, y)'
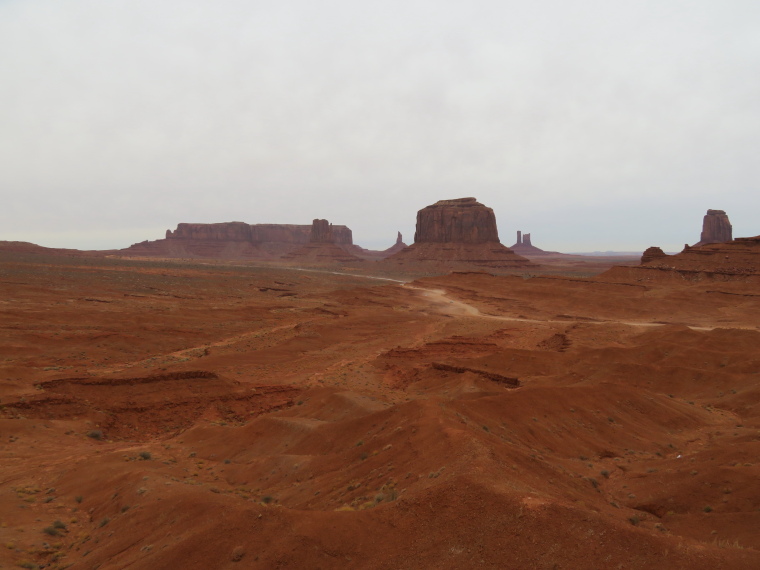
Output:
(414, 197), (500, 244)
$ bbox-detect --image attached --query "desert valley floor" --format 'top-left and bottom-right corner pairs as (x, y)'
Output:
(2, 252), (760, 569)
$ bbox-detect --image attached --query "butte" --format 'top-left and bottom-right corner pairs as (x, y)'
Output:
(384, 197), (535, 270)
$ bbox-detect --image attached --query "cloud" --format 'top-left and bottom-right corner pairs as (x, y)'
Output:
(1, 0), (759, 250)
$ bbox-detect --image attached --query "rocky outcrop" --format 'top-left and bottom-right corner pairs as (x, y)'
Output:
(310, 219), (334, 243)
(280, 219), (364, 264)
(509, 231), (558, 256)
(414, 198), (500, 243)
(641, 246), (667, 264)
(599, 236), (760, 283)
(385, 198), (535, 270)
(384, 232), (408, 256)
(695, 210), (732, 246)
(349, 232), (409, 260)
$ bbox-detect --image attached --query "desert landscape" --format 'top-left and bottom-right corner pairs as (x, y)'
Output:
(1, 197), (759, 569)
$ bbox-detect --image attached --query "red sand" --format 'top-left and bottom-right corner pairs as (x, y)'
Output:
(1, 251), (759, 569)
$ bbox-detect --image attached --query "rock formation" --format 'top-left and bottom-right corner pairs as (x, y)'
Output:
(509, 231), (558, 256)
(385, 198), (535, 270)
(414, 197), (500, 243)
(122, 222), (357, 259)
(599, 236), (760, 283)
(640, 246), (667, 264)
(280, 219), (364, 264)
(695, 209), (732, 246)
(383, 231), (408, 256)
(352, 232), (409, 259)
(309, 219), (333, 243)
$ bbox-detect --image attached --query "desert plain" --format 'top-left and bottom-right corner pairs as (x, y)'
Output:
(1, 249), (760, 569)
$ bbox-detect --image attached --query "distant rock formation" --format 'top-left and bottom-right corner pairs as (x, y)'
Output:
(384, 231), (408, 256)
(354, 232), (409, 259)
(695, 209), (732, 246)
(640, 246), (667, 264)
(599, 236), (760, 283)
(309, 219), (334, 243)
(385, 198), (535, 270)
(280, 219), (364, 264)
(122, 221), (356, 259)
(164, 222), (354, 247)
(509, 231), (557, 256)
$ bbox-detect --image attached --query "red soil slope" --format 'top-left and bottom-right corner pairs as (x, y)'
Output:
(1, 252), (759, 569)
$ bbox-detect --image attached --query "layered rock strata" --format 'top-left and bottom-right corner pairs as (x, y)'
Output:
(386, 198), (535, 270)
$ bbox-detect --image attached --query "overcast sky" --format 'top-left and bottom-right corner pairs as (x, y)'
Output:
(1, 0), (759, 252)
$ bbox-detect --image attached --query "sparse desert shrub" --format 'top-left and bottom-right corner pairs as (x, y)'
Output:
(261, 495), (274, 504)
(42, 526), (60, 536)
(74, 495), (83, 503)
(52, 520), (66, 529)
(600, 470), (610, 479)
(703, 506), (713, 513)
(87, 430), (103, 441)
(139, 451), (152, 460)
(628, 516), (640, 526)
(98, 517), (110, 528)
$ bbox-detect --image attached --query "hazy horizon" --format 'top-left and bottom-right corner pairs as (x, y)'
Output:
(2, 1), (758, 252)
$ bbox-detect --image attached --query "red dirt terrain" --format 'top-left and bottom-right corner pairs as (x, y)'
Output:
(1, 251), (759, 569)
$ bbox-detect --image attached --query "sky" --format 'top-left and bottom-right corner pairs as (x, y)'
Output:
(1, 0), (759, 252)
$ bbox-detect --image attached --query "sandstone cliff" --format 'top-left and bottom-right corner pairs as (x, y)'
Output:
(695, 209), (732, 246)
(414, 198), (500, 243)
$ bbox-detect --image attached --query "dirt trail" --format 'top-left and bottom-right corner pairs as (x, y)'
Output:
(401, 284), (711, 329)
(285, 268), (720, 330)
